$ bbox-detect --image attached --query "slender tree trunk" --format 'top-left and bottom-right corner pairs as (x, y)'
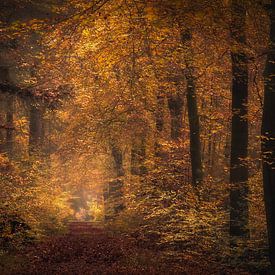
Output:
(111, 144), (124, 177)
(229, 0), (249, 241)
(131, 135), (147, 175)
(168, 92), (184, 140)
(0, 66), (10, 84)
(186, 72), (203, 186)
(262, 1), (275, 270)
(181, 29), (203, 186)
(104, 144), (125, 220)
(29, 102), (43, 156)
(156, 93), (165, 133)
(6, 95), (14, 157)
(154, 93), (165, 156)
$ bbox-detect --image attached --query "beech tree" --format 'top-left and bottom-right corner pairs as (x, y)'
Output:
(5, 95), (14, 157)
(262, 0), (275, 270)
(29, 102), (44, 155)
(229, 0), (249, 242)
(181, 29), (203, 186)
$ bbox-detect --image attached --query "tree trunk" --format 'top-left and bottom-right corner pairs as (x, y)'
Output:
(131, 135), (147, 175)
(6, 95), (14, 157)
(154, 92), (167, 160)
(186, 71), (203, 186)
(111, 144), (124, 177)
(262, 1), (275, 270)
(29, 102), (43, 156)
(0, 66), (10, 84)
(229, 0), (249, 241)
(181, 29), (203, 186)
(156, 93), (165, 133)
(103, 144), (125, 221)
(168, 93), (184, 140)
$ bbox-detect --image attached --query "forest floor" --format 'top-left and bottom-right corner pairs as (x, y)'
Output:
(0, 222), (266, 275)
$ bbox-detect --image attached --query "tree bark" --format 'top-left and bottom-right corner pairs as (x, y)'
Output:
(181, 29), (203, 186)
(156, 93), (165, 133)
(229, 0), (249, 241)
(168, 92), (184, 140)
(29, 102), (43, 156)
(262, 0), (275, 270)
(111, 144), (124, 177)
(0, 66), (10, 84)
(154, 92), (167, 159)
(104, 144), (125, 220)
(131, 135), (147, 175)
(6, 95), (14, 157)
(186, 71), (203, 186)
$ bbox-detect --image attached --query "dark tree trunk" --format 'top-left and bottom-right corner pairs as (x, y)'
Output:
(131, 135), (147, 175)
(185, 71), (203, 186)
(6, 95), (14, 157)
(229, 0), (249, 241)
(154, 92), (167, 159)
(181, 29), (203, 186)
(111, 144), (124, 177)
(168, 93), (184, 140)
(103, 179), (124, 220)
(0, 66), (10, 84)
(156, 94), (165, 133)
(262, 1), (275, 270)
(104, 144), (125, 221)
(29, 103), (43, 155)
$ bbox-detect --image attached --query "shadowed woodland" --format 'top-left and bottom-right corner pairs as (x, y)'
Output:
(0, 0), (275, 274)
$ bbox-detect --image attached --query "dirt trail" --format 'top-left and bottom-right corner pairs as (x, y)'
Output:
(2, 222), (240, 275)
(68, 221), (104, 235)
(9, 222), (186, 275)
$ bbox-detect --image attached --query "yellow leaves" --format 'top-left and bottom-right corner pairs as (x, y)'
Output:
(8, 18), (45, 35)
(82, 28), (90, 37)
(0, 154), (71, 240)
(28, 19), (46, 31)
(145, 6), (158, 22)
(0, 154), (10, 165)
(88, 200), (104, 221)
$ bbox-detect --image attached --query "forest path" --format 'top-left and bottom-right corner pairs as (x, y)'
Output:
(5, 222), (227, 275)
(67, 221), (104, 235)
(11, 222), (191, 274)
